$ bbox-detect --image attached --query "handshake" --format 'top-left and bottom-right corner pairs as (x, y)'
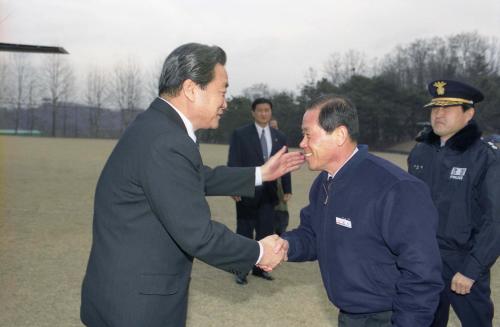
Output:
(256, 235), (289, 271)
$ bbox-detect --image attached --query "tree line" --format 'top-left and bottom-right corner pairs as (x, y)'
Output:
(1, 32), (499, 148)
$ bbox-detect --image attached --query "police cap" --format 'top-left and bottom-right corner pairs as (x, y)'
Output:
(424, 79), (484, 108)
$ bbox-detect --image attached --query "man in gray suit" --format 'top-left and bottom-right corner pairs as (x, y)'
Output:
(80, 43), (304, 327)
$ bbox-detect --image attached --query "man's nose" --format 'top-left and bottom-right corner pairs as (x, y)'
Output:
(299, 136), (307, 149)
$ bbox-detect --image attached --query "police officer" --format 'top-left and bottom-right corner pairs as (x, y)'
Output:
(408, 80), (500, 327)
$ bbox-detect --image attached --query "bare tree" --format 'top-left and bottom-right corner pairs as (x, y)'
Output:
(11, 54), (31, 133)
(85, 68), (108, 137)
(26, 75), (40, 135)
(323, 50), (368, 86)
(41, 54), (74, 137)
(0, 53), (12, 110)
(146, 58), (164, 101)
(380, 32), (500, 90)
(323, 52), (343, 85)
(242, 83), (273, 100)
(304, 67), (318, 86)
(449, 32), (497, 79)
(111, 59), (143, 132)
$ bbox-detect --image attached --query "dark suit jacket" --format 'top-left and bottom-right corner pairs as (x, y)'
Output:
(227, 123), (291, 207)
(81, 98), (260, 327)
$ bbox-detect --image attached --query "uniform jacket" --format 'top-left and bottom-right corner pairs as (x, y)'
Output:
(408, 121), (500, 280)
(283, 145), (443, 327)
(81, 98), (260, 327)
(227, 123), (291, 207)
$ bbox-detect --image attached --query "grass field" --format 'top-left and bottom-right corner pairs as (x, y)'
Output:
(0, 135), (498, 327)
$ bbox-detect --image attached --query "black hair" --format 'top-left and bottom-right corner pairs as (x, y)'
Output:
(251, 98), (273, 111)
(307, 94), (359, 141)
(158, 43), (226, 97)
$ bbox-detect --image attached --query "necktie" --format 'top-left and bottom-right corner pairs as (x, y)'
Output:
(260, 129), (268, 161)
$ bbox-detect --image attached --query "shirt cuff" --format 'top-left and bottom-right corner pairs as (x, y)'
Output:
(256, 241), (263, 264)
(255, 167), (262, 186)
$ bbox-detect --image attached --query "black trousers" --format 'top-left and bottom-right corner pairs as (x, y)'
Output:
(236, 202), (275, 241)
(273, 210), (289, 236)
(432, 272), (493, 327)
(432, 255), (494, 327)
(236, 201), (274, 276)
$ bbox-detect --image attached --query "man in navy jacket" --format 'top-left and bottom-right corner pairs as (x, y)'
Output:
(408, 80), (500, 327)
(279, 95), (443, 327)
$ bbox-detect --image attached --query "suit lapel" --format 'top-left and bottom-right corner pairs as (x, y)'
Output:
(270, 128), (280, 155)
(250, 124), (264, 159)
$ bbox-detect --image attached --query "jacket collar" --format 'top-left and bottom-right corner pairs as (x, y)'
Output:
(417, 120), (482, 152)
(322, 144), (368, 182)
(150, 97), (187, 133)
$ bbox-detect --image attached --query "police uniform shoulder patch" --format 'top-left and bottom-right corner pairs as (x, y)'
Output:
(487, 141), (498, 150)
(482, 138), (499, 150)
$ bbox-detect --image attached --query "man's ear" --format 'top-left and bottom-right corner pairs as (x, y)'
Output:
(181, 79), (197, 102)
(465, 107), (475, 122)
(334, 126), (349, 146)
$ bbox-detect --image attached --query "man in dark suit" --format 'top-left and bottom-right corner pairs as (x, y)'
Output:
(80, 43), (304, 327)
(228, 98), (292, 284)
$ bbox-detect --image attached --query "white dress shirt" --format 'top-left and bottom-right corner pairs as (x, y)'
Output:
(254, 123), (272, 159)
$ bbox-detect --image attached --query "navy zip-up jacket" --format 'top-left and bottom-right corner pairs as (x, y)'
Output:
(283, 145), (443, 327)
(408, 121), (500, 280)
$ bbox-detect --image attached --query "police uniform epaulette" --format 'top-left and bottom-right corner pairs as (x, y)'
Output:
(481, 139), (499, 151)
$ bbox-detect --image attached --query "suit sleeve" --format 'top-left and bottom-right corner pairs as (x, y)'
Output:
(379, 181), (443, 327)
(142, 135), (259, 275)
(203, 165), (255, 197)
(461, 153), (500, 279)
(227, 130), (242, 167)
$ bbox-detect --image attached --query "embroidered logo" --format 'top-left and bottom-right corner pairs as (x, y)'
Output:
(450, 167), (467, 180)
(433, 81), (447, 95)
(336, 217), (352, 229)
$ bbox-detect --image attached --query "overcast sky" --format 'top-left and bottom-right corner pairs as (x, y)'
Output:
(1, 0), (500, 96)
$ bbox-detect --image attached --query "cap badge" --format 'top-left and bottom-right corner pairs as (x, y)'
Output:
(433, 81), (447, 95)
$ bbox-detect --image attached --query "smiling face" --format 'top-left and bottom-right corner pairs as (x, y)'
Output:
(430, 105), (474, 142)
(192, 63), (228, 129)
(299, 108), (338, 172)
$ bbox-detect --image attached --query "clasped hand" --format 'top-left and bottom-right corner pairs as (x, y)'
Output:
(256, 235), (289, 272)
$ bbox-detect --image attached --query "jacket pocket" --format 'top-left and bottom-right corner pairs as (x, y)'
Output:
(139, 273), (179, 295)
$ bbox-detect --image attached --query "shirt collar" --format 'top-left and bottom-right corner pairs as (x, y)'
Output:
(254, 123), (269, 134)
(159, 97), (197, 143)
